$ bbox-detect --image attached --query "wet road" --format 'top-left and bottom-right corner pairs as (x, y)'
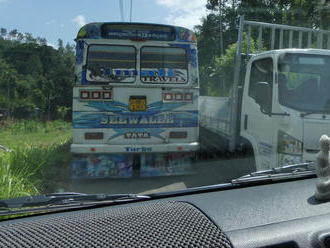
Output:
(68, 156), (255, 194)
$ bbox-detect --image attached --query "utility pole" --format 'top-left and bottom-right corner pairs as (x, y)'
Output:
(218, 0), (225, 94)
(219, 0), (224, 56)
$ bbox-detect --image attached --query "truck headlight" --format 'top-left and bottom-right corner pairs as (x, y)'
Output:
(277, 131), (303, 166)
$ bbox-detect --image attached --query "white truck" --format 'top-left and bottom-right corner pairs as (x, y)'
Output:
(200, 16), (330, 171)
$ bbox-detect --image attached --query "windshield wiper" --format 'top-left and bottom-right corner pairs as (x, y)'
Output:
(231, 162), (316, 185)
(300, 110), (330, 117)
(0, 192), (151, 211)
(0, 163), (316, 217)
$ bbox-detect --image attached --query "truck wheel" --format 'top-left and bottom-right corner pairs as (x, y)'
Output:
(240, 143), (256, 173)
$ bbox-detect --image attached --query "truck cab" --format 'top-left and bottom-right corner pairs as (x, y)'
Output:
(241, 49), (330, 170)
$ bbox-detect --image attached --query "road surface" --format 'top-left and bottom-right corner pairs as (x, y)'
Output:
(67, 155), (254, 194)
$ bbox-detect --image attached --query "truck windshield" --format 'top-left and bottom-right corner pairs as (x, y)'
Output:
(278, 53), (330, 112)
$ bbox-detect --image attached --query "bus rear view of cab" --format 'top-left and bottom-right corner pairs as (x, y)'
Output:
(71, 23), (199, 178)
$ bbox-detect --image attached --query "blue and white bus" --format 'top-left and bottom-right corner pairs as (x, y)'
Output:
(71, 22), (199, 178)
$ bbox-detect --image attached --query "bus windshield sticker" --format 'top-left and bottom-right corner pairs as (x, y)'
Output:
(140, 68), (187, 83)
(140, 46), (188, 84)
(86, 45), (136, 83)
(101, 24), (175, 41)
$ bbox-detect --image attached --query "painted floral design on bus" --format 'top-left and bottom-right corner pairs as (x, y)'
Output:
(77, 23), (101, 39)
(75, 40), (84, 65)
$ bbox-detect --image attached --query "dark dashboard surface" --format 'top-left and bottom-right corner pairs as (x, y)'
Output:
(173, 178), (324, 231)
(170, 178), (330, 247)
(2, 178), (330, 248)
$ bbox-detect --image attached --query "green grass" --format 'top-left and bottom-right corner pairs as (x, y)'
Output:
(0, 120), (71, 148)
(0, 155), (39, 199)
(0, 120), (72, 200)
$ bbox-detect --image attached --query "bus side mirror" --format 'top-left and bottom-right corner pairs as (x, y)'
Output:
(255, 82), (272, 113)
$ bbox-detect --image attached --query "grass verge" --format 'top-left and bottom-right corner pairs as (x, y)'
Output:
(0, 120), (72, 200)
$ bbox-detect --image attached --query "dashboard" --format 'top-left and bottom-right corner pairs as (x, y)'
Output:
(1, 178), (330, 248)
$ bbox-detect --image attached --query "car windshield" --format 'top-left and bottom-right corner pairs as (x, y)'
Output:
(0, 0), (327, 208)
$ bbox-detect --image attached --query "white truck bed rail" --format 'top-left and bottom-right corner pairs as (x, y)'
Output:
(245, 19), (330, 54)
(199, 96), (231, 137)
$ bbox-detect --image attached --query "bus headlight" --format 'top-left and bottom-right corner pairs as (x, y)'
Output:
(277, 131), (303, 166)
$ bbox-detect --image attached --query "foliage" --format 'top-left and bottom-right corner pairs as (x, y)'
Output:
(0, 155), (39, 199)
(211, 34), (258, 96)
(0, 120), (72, 200)
(0, 32), (75, 120)
(3, 119), (68, 134)
(196, 0), (330, 96)
(0, 120), (71, 147)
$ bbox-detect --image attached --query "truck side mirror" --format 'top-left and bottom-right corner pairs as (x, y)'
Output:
(255, 82), (272, 113)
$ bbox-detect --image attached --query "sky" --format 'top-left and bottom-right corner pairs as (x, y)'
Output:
(0, 0), (209, 47)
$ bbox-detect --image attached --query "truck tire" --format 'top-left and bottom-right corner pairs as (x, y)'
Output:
(240, 141), (256, 173)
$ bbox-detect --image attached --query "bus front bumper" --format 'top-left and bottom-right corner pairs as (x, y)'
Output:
(71, 142), (199, 154)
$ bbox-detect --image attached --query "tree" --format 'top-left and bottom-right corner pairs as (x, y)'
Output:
(197, 0), (330, 96)
(212, 34), (258, 96)
(0, 28), (7, 39)
(0, 29), (75, 120)
(57, 39), (64, 54)
(16, 33), (24, 42)
(4, 43), (43, 75)
(37, 37), (47, 46)
(0, 59), (19, 116)
(24, 33), (37, 43)
(8, 29), (18, 40)
(319, 0), (330, 29)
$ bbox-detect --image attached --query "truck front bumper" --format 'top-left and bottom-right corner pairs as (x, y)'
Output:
(71, 142), (199, 154)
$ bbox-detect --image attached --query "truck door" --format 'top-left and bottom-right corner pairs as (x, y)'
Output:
(240, 57), (276, 170)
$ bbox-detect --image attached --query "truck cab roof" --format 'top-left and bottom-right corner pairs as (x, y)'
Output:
(254, 48), (330, 57)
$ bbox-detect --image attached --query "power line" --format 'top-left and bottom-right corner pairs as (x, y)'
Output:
(130, 0), (133, 22)
(119, 0), (124, 22)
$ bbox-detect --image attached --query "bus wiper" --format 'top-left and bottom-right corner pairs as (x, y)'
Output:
(231, 162), (316, 185)
(0, 192), (151, 210)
